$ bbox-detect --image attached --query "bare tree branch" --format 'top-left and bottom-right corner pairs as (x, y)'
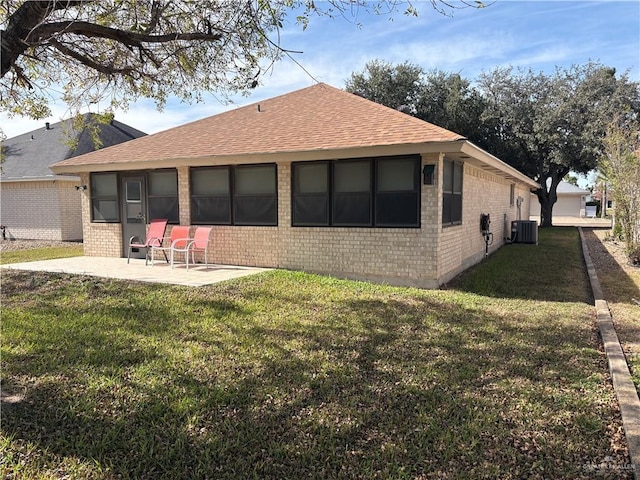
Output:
(28, 21), (224, 48)
(49, 38), (135, 77)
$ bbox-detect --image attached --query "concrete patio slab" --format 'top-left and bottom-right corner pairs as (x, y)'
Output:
(530, 216), (613, 228)
(1, 256), (271, 287)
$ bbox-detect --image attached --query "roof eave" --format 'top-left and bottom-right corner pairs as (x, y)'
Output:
(0, 175), (80, 183)
(458, 141), (540, 188)
(50, 141), (464, 174)
(50, 139), (538, 190)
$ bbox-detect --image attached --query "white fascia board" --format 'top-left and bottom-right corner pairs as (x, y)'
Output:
(0, 175), (80, 183)
(459, 141), (540, 188)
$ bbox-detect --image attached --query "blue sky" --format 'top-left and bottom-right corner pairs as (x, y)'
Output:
(1, 0), (639, 140)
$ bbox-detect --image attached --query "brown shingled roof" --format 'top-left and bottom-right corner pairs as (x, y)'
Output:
(52, 83), (464, 169)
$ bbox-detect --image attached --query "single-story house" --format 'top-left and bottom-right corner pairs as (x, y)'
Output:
(530, 180), (591, 219)
(1, 114), (146, 241)
(51, 83), (538, 288)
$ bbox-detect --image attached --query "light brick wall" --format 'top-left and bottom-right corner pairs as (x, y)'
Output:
(79, 173), (122, 256)
(437, 162), (527, 285)
(177, 166), (191, 225)
(78, 157), (532, 289)
(274, 158), (439, 288)
(58, 181), (83, 240)
(0, 180), (82, 241)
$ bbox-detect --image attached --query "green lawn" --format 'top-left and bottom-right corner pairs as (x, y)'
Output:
(1, 245), (84, 265)
(0, 228), (632, 479)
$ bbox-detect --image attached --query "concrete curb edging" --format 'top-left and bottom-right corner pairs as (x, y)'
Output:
(579, 227), (640, 479)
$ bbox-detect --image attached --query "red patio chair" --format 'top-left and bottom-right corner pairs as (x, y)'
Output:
(151, 225), (191, 266)
(127, 218), (168, 265)
(186, 226), (212, 270)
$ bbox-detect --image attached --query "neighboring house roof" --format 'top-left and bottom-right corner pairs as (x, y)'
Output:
(555, 181), (589, 195)
(1, 114), (146, 182)
(534, 179), (589, 195)
(50, 83), (539, 188)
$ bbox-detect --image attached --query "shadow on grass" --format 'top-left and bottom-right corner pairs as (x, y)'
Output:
(581, 228), (640, 304)
(1, 269), (629, 479)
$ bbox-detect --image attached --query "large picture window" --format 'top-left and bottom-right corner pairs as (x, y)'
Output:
(442, 159), (463, 226)
(90, 173), (119, 222)
(148, 170), (178, 223)
(190, 164), (277, 225)
(291, 155), (420, 227)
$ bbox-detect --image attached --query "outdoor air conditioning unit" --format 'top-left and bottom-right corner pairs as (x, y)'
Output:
(511, 220), (538, 244)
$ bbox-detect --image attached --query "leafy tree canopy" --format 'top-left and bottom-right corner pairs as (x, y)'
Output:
(599, 117), (640, 260)
(347, 60), (640, 227)
(478, 63), (640, 226)
(346, 59), (489, 149)
(0, 0), (486, 120)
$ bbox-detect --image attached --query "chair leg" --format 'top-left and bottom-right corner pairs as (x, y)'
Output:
(127, 246), (131, 264)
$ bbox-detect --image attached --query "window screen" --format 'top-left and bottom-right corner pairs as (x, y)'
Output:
(375, 157), (419, 226)
(190, 165), (277, 226)
(233, 165), (277, 225)
(442, 159), (463, 225)
(191, 167), (231, 224)
(332, 160), (371, 226)
(90, 173), (119, 222)
(292, 162), (329, 225)
(291, 156), (420, 228)
(148, 170), (178, 222)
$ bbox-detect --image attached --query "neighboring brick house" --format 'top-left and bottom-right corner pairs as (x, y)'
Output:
(1, 115), (146, 241)
(51, 83), (538, 288)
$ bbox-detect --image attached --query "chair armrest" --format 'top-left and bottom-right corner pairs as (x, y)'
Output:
(129, 235), (141, 245)
(147, 236), (163, 247)
(170, 237), (193, 249)
(155, 236), (174, 246)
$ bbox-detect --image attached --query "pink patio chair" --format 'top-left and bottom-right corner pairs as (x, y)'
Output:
(170, 226), (212, 270)
(150, 225), (191, 266)
(127, 218), (168, 265)
(187, 226), (212, 270)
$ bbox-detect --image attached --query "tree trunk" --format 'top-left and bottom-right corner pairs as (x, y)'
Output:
(538, 193), (554, 227)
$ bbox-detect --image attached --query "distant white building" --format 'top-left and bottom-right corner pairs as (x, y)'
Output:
(530, 180), (591, 218)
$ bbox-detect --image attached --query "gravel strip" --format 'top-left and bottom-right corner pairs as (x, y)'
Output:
(0, 239), (82, 252)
